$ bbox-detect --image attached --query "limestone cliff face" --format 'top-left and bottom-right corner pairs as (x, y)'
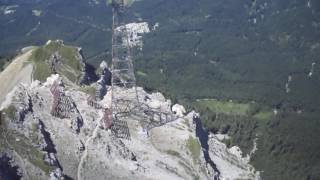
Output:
(0, 74), (211, 180)
(0, 74), (260, 180)
(0, 45), (260, 180)
(95, 61), (111, 100)
(78, 48), (99, 85)
(207, 134), (260, 180)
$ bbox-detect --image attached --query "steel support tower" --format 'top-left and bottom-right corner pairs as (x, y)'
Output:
(108, 0), (139, 138)
(107, 0), (177, 138)
(111, 0), (136, 89)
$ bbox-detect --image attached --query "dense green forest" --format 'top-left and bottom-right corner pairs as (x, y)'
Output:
(131, 1), (320, 179)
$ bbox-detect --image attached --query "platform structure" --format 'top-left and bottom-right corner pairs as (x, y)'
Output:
(107, 0), (178, 139)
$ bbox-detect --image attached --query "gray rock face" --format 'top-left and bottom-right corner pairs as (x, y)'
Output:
(0, 74), (260, 180)
(44, 153), (58, 166)
(78, 49), (99, 85)
(106, 136), (135, 160)
(50, 168), (64, 180)
(38, 119), (56, 152)
(47, 52), (62, 74)
(95, 61), (111, 100)
(71, 115), (84, 134)
(38, 119), (63, 172)
(50, 78), (83, 133)
(11, 86), (33, 123)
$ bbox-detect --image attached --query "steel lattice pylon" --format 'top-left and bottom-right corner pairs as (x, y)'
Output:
(108, 0), (139, 139)
(105, 0), (178, 139)
(111, 0), (136, 89)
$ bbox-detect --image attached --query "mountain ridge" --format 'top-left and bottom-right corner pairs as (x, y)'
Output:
(0, 42), (259, 180)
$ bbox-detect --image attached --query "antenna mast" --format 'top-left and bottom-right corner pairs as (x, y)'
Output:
(107, 0), (138, 139)
(103, 0), (177, 139)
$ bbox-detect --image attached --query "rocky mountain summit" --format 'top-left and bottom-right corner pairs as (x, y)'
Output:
(0, 42), (260, 180)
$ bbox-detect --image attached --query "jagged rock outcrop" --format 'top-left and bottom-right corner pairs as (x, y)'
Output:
(47, 52), (62, 74)
(30, 40), (98, 85)
(50, 168), (64, 180)
(6, 85), (33, 124)
(207, 134), (260, 180)
(38, 119), (56, 153)
(1, 74), (215, 179)
(172, 104), (186, 117)
(106, 136), (136, 160)
(78, 48), (99, 85)
(192, 115), (221, 180)
(95, 61), (111, 100)
(0, 63), (260, 180)
(49, 76), (84, 133)
(37, 119), (63, 173)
